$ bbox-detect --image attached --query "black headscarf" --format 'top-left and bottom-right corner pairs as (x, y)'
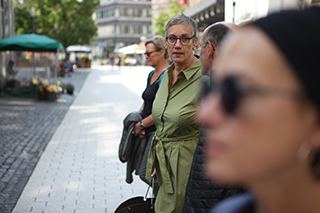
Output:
(251, 6), (320, 109)
(251, 6), (320, 180)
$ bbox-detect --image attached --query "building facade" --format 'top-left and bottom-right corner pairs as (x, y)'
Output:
(225, 0), (319, 25)
(150, 0), (224, 39)
(95, 0), (152, 58)
(184, 0), (225, 32)
(160, 0), (318, 35)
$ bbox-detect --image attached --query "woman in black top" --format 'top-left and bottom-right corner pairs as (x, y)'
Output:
(133, 36), (169, 138)
(133, 36), (169, 193)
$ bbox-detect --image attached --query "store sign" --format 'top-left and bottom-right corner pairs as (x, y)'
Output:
(178, 0), (187, 5)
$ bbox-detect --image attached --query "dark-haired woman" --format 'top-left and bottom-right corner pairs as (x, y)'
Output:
(198, 6), (320, 213)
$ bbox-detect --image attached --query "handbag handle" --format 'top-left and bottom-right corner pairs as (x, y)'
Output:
(144, 177), (155, 209)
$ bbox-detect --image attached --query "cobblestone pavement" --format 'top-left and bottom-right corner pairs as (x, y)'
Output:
(0, 69), (90, 213)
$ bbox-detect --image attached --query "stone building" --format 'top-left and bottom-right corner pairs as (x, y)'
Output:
(185, 0), (225, 32)
(151, 0), (225, 37)
(95, 0), (152, 58)
(225, 0), (319, 25)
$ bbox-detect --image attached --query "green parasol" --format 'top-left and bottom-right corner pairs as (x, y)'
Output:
(0, 34), (63, 52)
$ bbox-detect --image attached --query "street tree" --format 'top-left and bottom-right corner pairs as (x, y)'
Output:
(154, 0), (186, 37)
(14, 0), (99, 53)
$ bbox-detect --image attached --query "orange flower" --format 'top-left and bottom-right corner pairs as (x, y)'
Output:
(46, 86), (53, 92)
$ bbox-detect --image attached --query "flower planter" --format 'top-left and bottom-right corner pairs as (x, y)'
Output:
(38, 91), (46, 101)
(19, 61), (30, 67)
(81, 62), (91, 68)
(3, 90), (38, 99)
(46, 92), (56, 101)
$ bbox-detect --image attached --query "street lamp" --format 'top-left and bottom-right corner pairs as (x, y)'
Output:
(30, 6), (35, 77)
(54, 23), (58, 86)
(30, 7), (35, 33)
(232, 1), (236, 23)
(54, 23), (58, 40)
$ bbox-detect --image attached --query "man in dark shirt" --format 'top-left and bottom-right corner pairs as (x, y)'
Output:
(183, 22), (245, 213)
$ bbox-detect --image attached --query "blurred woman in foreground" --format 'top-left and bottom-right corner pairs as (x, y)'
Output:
(198, 6), (320, 213)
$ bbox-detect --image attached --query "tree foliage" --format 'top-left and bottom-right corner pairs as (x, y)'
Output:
(14, 0), (99, 52)
(154, 0), (186, 37)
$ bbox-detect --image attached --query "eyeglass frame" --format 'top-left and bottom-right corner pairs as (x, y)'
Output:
(165, 35), (195, 46)
(201, 75), (306, 115)
(197, 41), (216, 52)
(144, 50), (160, 57)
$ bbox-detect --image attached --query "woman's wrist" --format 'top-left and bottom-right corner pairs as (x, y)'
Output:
(140, 121), (145, 129)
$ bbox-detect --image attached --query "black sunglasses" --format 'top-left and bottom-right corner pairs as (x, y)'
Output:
(144, 50), (160, 57)
(201, 75), (306, 114)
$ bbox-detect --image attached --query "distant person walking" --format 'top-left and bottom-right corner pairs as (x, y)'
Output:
(117, 55), (122, 69)
(109, 52), (115, 69)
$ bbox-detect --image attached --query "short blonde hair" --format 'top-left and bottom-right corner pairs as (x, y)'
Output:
(145, 36), (169, 60)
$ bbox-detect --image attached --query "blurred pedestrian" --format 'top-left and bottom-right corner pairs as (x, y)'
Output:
(145, 13), (208, 213)
(135, 36), (170, 196)
(117, 54), (122, 69)
(65, 59), (73, 72)
(197, 6), (320, 213)
(183, 22), (245, 213)
(109, 52), (115, 68)
(75, 57), (81, 68)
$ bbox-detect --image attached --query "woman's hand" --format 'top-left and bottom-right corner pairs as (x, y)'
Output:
(133, 122), (146, 139)
(151, 168), (156, 178)
(139, 129), (146, 139)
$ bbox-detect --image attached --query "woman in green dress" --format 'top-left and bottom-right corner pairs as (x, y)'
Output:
(146, 13), (208, 212)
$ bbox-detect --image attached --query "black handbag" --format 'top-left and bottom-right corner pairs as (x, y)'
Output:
(114, 178), (155, 213)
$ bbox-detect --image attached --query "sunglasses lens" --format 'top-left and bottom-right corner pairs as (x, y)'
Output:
(221, 77), (241, 114)
(201, 76), (242, 115)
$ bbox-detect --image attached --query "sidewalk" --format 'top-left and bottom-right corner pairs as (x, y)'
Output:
(12, 64), (151, 213)
(0, 69), (89, 213)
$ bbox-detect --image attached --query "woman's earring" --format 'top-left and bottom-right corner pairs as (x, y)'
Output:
(310, 150), (320, 180)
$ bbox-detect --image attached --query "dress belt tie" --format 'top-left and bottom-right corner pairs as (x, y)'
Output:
(146, 134), (196, 195)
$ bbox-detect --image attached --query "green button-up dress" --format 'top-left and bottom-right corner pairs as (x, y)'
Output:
(146, 59), (207, 213)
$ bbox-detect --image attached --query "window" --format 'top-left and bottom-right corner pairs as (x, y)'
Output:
(133, 8), (140, 17)
(126, 8), (133, 17)
(134, 25), (140, 34)
(120, 8), (126, 16)
(98, 25), (115, 36)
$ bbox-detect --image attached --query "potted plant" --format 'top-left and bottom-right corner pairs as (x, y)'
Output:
(57, 81), (66, 93)
(81, 57), (91, 68)
(65, 83), (74, 95)
(38, 85), (46, 100)
(5, 78), (18, 89)
(46, 86), (56, 101)
(86, 58), (92, 68)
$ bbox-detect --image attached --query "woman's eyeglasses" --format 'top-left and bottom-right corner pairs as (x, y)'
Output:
(202, 75), (306, 114)
(144, 50), (159, 57)
(166, 35), (195, 46)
